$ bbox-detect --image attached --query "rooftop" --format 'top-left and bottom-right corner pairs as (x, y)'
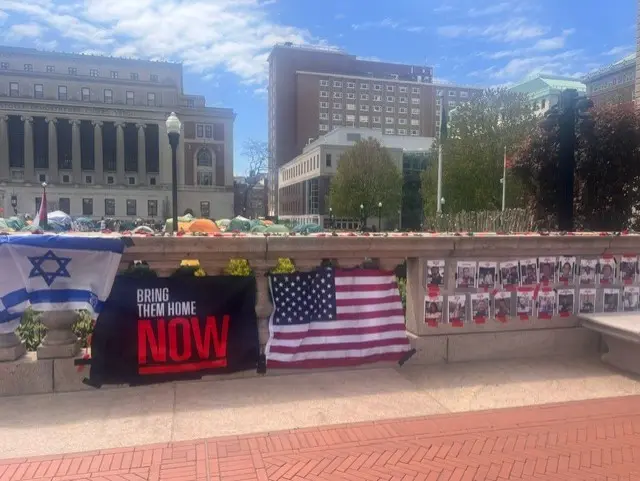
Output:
(583, 53), (636, 82)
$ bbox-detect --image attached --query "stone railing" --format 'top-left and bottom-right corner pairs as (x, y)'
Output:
(2, 233), (638, 396)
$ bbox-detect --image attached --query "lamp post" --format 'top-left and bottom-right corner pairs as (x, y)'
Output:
(329, 207), (334, 230)
(10, 192), (17, 215)
(377, 201), (382, 231)
(360, 204), (364, 230)
(165, 112), (181, 233)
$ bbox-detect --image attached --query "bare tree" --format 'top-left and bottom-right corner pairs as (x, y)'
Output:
(240, 139), (268, 215)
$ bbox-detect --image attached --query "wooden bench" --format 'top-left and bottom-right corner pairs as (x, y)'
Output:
(579, 313), (640, 375)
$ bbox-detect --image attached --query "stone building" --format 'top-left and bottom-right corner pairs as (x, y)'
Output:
(583, 54), (636, 107)
(0, 46), (235, 220)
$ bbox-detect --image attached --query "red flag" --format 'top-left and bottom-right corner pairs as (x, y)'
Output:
(505, 154), (514, 169)
(34, 187), (47, 229)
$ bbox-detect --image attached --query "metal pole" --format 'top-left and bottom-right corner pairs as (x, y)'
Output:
(501, 146), (507, 212)
(168, 132), (179, 234)
(436, 144), (443, 213)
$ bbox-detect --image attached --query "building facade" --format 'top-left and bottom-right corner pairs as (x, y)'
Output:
(508, 74), (586, 115)
(277, 127), (433, 228)
(0, 46), (235, 220)
(583, 54), (636, 107)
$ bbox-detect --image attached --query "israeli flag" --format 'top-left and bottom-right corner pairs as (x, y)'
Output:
(0, 235), (125, 334)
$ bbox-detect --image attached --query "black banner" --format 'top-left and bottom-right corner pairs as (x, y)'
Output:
(84, 275), (258, 387)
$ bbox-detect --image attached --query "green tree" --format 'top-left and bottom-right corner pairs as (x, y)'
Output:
(329, 138), (402, 220)
(421, 88), (537, 217)
(514, 103), (640, 230)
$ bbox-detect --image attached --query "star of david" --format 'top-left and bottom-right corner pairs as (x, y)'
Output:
(28, 250), (72, 286)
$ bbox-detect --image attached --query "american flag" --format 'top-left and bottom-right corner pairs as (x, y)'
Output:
(266, 267), (412, 368)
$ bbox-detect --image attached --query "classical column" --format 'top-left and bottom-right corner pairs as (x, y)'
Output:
(21, 116), (34, 182)
(115, 121), (125, 184)
(92, 121), (103, 184)
(71, 119), (82, 181)
(45, 117), (58, 183)
(136, 123), (147, 184)
(0, 115), (9, 181)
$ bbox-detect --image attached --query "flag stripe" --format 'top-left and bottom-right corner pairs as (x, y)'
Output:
(269, 337), (408, 354)
(336, 294), (402, 307)
(335, 282), (397, 293)
(267, 352), (407, 369)
(335, 308), (405, 321)
(270, 331), (407, 348)
(271, 322), (405, 339)
(267, 344), (409, 362)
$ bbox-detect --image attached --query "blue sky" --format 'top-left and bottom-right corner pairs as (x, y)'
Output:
(0, 0), (636, 174)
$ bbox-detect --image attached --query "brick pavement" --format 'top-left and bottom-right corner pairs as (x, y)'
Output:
(3, 395), (640, 481)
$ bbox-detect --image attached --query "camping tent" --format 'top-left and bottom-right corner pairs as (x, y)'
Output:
(187, 218), (221, 234)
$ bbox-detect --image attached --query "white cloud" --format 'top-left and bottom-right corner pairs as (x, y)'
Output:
(433, 4), (454, 13)
(488, 50), (582, 79)
(351, 17), (423, 33)
(8, 22), (44, 38)
(0, 0), (322, 86)
(603, 45), (634, 57)
(437, 18), (547, 42)
(468, 2), (511, 17)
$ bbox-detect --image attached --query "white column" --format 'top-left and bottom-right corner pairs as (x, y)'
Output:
(21, 116), (34, 182)
(136, 123), (146, 184)
(0, 115), (9, 181)
(115, 121), (125, 184)
(92, 121), (103, 184)
(71, 119), (81, 182)
(45, 117), (58, 183)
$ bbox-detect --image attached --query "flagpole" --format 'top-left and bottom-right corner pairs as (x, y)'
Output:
(436, 143), (443, 213)
(501, 146), (507, 212)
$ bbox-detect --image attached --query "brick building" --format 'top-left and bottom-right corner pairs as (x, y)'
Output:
(583, 54), (636, 107)
(0, 45), (235, 220)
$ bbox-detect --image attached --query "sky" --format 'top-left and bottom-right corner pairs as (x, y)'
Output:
(0, 0), (636, 175)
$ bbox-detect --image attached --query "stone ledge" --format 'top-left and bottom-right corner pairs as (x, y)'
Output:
(0, 352), (53, 397)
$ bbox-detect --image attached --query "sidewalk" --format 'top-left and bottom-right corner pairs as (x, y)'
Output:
(3, 395), (640, 480)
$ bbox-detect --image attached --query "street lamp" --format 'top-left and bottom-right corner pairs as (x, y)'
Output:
(10, 192), (17, 215)
(329, 207), (334, 230)
(166, 112), (181, 233)
(377, 201), (382, 231)
(360, 204), (364, 230)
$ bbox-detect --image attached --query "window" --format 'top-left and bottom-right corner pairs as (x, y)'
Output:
(386, 85), (395, 92)
(398, 129), (407, 135)
(68, 67), (77, 75)
(411, 129), (419, 136)
(436, 110), (441, 118)
(399, 86), (407, 93)
(360, 93), (369, 101)
(346, 114), (355, 123)
(399, 118), (407, 125)
(24, 64), (33, 72)
(130, 72), (139, 80)
(186, 99), (195, 108)
(347, 82), (355, 89)
(82, 198), (93, 216)
(148, 200), (158, 217)
(385, 128), (395, 135)
(412, 87), (420, 94)
(150, 74), (159, 82)
(460, 91), (468, 98)
(360, 83), (369, 90)
(437, 89), (444, 97)
(319, 112), (328, 120)
(386, 106), (394, 113)
(346, 104), (356, 110)
(59, 198), (70, 214)
(126, 91), (134, 105)
(38, 173), (47, 183)
(1, 62), (9, 70)
(325, 154), (332, 167)
(110, 71), (118, 79)
(85, 175), (93, 184)
(332, 113), (342, 121)
(448, 100), (455, 107)
(104, 89), (113, 103)
(449, 90), (456, 97)
(411, 108), (420, 114)
(319, 101), (328, 108)
(359, 115), (369, 123)
(320, 91), (328, 98)
(46, 65), (55, 73)
(372, 116), (381, 123)
(58, 85), (67, 100)
(320, 79), (329, 87)
(90, 69), (99, 77)
(319, 124), (329, 131)
(373, 95), (382, 102)
(81, 87), (90, 101)
(386, 96), (395, 102)
(147, 92), (156, 106)
(200, 201), (210, 218)
(128, 176), (136, 185)
(411, 98), (420, 105)
(347, 92), (355, 100)
(436, 98), (441, 106)
(34, 84), (43, 99)
(333, 92), (342, 98)
(205, 125), (212, 138)
(373, 105), (382, 112)
(61, 174), (70, 183)
(149, 177), (157, 186)
(333, 80), (342, 88)
(196, 125), (203, 138)
(385, 117), (394, 124)
(105, 199), (115, 216)
(373, 84), (382, 91)
(360, 104), (369, 112)
(197, 148), (214, 186)
(399, 97), (408, 103)
(411, 119), (420, 126)
(126, 199), (137, 216)
(333, 102), (342, 109)
(399, 107), (408, 114)
(10, 82), (18, 97)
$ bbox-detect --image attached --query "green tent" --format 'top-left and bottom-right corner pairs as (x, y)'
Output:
(228, 216), (251, 232)
(6, 216), (25, 231)
(265, 224), (289, 234)
(250, 224), (268, 233)
(0, 218), (10, 231)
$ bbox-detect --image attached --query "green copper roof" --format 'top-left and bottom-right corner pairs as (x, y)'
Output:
(508, 74), (586, 100)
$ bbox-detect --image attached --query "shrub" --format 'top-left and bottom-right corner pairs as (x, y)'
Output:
(272, 258), (296, 274)
(224, 258), (253, 276)
(16, 309), (94, 351)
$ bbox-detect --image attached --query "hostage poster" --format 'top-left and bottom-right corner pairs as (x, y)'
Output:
(84, 275), (259, 387)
